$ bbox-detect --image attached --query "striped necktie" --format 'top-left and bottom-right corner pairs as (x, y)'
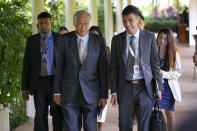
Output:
(41, 35), (48, 76)
(78, 39), (85, 64)
(125, 35), (135, 80)
(130, 35), (136, 55)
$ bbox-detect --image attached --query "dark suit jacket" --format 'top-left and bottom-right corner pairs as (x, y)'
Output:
(22, 32), (60, 94)
(54, 31), (108, 105)
(110, 30), (163, 100)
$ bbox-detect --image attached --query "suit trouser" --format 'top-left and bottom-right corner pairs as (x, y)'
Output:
(33, 76), (64, 131)
(61, 88), (98, 131)
(118, 80), (152, 131)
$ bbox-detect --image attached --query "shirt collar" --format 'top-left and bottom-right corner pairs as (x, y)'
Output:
(126, 28), (140, 40)
(76, 31), (89, 47)
(40, 31), (52, 39)
(76, 31), (89, 41)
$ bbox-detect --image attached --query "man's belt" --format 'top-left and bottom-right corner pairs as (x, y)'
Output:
(126, 78), (144, 84)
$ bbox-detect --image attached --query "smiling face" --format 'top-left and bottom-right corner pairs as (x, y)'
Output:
(122, 13), (139, 35)
(157, 32), (168, 48)
(74, 14), (90, 36)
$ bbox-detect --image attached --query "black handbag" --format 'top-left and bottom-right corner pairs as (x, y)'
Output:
(149, 100), (167, 131)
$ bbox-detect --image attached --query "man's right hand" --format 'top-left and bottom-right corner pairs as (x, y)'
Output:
(156, 91), (162, 101)
(22, 91), (29, 101)
(54, 95), (61, 106)
(111, 94), (118, 108)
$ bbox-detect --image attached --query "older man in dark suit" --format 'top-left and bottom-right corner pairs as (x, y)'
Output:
(22, 12), (64, 131)
(110, 5), (163, 131)
(54, 10), (108, 131)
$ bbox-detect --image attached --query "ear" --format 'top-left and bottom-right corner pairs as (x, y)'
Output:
(74, 23), (76, 28)
(50, 22), (53, 26)
(137, 16), (140, 23)
(73, 21), (76, 28)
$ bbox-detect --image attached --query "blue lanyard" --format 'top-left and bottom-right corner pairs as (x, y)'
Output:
(46, 33), (53, 52)
(41, 33), (53, 54)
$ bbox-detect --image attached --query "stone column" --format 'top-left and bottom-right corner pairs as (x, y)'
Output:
(0, 105), (10, 131)
(88, 0), (98, 26)
(189, 0), (197, 46)
(64, 0), (76, 31)
(27, 0), (45, 118)
(116, 0), (124, 34)
(127, 0), (131, 5)
(32, 0), (44, 34)
(104, 0), (113, 47)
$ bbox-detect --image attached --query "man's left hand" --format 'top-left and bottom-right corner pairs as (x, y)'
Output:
(100, 98), (107, 109)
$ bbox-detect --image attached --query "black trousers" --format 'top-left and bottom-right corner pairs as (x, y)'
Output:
(33, 76), (64, 131)
(118, 80), (152, 131)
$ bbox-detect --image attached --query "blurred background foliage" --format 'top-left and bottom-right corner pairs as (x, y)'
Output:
(0, 0), (188, 130)
(144, 17), (179, 33)
(0, 0), (31, 130)
(46, 0), (65, 32)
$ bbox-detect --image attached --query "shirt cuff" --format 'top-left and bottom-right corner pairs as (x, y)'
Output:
(54, 93), (61, 95)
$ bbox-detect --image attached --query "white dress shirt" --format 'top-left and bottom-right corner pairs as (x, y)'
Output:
(126, 28), (144, 79)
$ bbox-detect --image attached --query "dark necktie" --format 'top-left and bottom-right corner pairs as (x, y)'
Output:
(41, 35), (48, 76)
(126, 36), (135, 80)
(130, 36), (136, 55)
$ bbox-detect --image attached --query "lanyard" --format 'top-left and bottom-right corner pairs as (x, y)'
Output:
(46, 33), (53, 52)
(41, 33), (53, 62)
(41, 33), (53, 54)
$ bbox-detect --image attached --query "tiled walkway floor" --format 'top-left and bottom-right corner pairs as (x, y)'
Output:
(15, 43), (197, 131)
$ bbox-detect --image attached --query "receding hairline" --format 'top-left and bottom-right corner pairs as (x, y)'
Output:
(73, 10), (91, 25)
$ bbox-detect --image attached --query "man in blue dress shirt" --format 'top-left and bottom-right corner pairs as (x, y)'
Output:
(22, 12), (64, 131)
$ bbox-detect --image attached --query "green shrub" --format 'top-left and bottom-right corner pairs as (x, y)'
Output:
(144, 17), (179, 32)
(0, 1), (31, 130)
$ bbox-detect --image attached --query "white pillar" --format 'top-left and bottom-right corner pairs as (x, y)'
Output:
(189, 0), (197, 46)
(28, 0), (45, 118)
(88, 0), (98, 26)
(32, 0), (44, 34)
(26, 96), (35, 118)
(127, 0), (131, 5)
(116, 0), (124, 34)
(0, 106), (9, 131)
(104, 0), (113, 47)
(65, 0), (76, 31)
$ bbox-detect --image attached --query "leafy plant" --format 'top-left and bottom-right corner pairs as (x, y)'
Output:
(144, 17), (179, 32)
(0, 0), (31, 129)
(46, 0), (65, 32)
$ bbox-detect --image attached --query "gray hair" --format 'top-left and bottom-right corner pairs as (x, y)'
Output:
(73, 10), (91, 25)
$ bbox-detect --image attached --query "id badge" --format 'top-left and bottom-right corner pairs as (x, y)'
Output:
(133, 64), (140, 74)
(42, 54), (47, 63)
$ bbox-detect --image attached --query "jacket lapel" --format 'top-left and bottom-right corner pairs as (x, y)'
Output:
(139, 30), (146, 63)
(52, 32), (59, 68)
(52, 32), (57, 47)
(121, 31), (127, 66)
(70, 31), (81, 65)
(35, 34), (41, 66)
(82, 33), (94, 65)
